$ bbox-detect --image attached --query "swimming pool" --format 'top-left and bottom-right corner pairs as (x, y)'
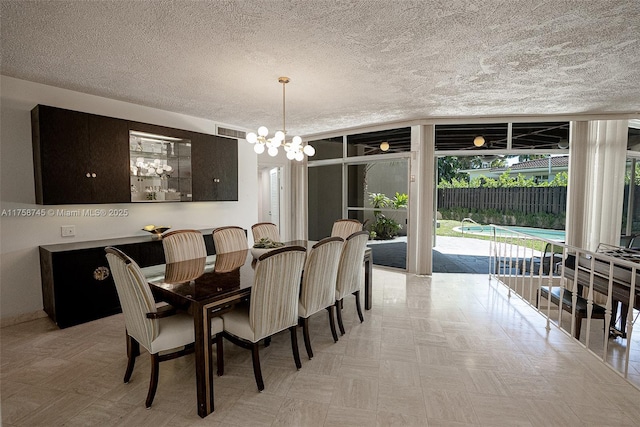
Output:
(454, 225), (565, 241)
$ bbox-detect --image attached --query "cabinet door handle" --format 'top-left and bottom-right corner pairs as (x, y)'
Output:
(86, 173), (91, 178)
(91, 173), (97, 178)
(93, 266), (110, 281)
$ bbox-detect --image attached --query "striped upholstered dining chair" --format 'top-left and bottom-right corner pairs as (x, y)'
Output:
(221, 246), (307, 391)
(162, 229), (207, 263)
(213, 249), (248, 273)
(104, 247), (224, 408)
(334, 230), (370, 335)
(251, 222), (281, 243)
(212, 226), (248, 254)
(330, 219), (363, 240)
(298, 236), (344, 359)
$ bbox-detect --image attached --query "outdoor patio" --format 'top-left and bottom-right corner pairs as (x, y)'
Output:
(367, 235), (492, 273)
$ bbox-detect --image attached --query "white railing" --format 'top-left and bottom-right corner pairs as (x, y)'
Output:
(460, 217), (484, 237)
(488, 224), (639, 389)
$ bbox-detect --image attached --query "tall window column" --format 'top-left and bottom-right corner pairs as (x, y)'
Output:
(408, 124), (435, 275)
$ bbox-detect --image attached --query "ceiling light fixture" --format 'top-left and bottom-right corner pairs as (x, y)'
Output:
(380, 141), (390, 151)
(473, 136), (485, 147)
(557, 139), (569, 149)
(245, 77), (315, 161)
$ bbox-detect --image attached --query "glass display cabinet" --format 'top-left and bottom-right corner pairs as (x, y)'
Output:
(129, 130), (192, 202)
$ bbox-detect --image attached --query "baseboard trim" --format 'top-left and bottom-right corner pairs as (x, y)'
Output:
(1, 310), (49, 328)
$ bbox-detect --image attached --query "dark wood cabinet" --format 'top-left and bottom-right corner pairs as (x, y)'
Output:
(32, 105), (91, 204)
(88, 114), (130, 202)
(40, 231), (217, 328)
(32, 105), (130, 204)
(40, 245), (122, 328)
(32, 105), (238, 204)
(127, 120), (192, 140)
(192, 134), (238, 201)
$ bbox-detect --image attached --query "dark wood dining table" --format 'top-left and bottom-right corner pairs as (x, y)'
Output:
(140, 241), (372, 418)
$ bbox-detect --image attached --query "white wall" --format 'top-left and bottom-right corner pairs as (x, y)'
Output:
(0, 76), (258, 324)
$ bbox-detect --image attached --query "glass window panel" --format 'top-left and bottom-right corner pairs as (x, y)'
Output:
(308, 164), (342, 240)
(435, 122), (570, 151)
(629, 126), (640, 151)
(347, 209), (364, 224)
(307, 136), (343, 160)
(347, 160), (408, 238)
(435, 123), (507, 151)
(511, 122), (569, 150)
(347, 128), (410, 157)
(622, 158), (640, 241)
(626, 126), (640, 241)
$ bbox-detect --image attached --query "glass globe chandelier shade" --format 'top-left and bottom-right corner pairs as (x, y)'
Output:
(253, 143), (265, 154)
(245, 77), (315, 162)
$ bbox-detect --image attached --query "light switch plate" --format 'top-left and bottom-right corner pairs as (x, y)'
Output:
(61, 225), (75, 237)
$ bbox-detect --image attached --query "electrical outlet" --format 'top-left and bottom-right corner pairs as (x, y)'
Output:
(61, 225), (75, 237)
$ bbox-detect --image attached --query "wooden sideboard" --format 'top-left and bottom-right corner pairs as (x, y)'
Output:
(39, 230), (216, 328)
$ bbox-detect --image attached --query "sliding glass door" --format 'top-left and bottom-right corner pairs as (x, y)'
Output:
(347, 160), (409, 239)
(308, 164), (342, 241)
(307, 128), (411, 268)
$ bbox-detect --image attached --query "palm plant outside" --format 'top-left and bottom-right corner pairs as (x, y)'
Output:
(368, 192), (408, 240)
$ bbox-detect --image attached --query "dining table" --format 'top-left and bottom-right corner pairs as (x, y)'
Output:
(140, 240), (372, 418)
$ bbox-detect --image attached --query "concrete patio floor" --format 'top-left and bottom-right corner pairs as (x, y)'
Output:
(368, 235), (496, 273)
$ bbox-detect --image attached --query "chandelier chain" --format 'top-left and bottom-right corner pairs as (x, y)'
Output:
(282, 79), (286, 135)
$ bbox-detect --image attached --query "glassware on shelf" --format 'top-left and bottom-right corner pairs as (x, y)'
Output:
(129, 130), (191, 203)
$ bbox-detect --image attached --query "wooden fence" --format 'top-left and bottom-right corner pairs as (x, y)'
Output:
(438, 187), (567, 214)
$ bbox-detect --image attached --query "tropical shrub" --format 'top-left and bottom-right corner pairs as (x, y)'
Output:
(368, 192), (408, 239)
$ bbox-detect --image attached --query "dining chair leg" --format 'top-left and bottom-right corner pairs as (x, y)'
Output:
(250, 342), (265, 391)
(326, 306), (339, 342)
(126, 330), (140, 356)
(289, 326), (302, 370)
(335, 300), (346, 335)
(215, 333), (224, 376)
(145, 353), (160, 408)
(301, 317), (313, 359)
(354, 290), (364, 323)
(124, 335), (139, 383)
(264, 337), (272, 347)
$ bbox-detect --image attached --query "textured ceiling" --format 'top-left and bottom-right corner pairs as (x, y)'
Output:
(1, 0), (639, 137)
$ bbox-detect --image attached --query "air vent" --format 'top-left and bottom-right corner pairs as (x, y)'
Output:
(216, 126), (246, 140)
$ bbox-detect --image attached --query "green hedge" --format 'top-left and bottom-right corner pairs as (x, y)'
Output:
(438, 171), (568, 189)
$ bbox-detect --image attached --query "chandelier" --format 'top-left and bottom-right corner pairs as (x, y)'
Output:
(245, 77), (315, 161)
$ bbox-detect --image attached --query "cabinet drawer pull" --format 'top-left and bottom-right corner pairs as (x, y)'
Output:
(93, 266), (110, 281)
